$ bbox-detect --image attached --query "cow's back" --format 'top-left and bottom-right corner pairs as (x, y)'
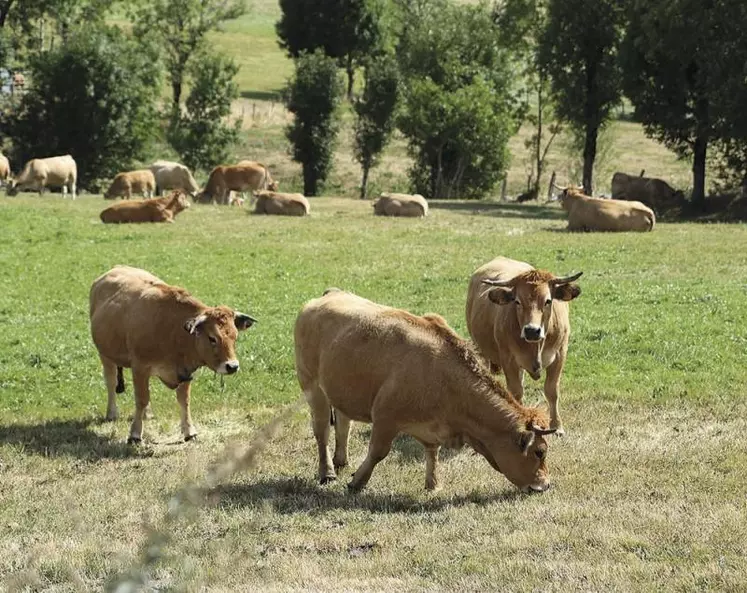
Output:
(40, 155), (77, 185)
(0, 154), (9, 180)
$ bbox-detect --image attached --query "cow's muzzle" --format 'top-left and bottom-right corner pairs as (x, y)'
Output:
(521, 325), (544, 342)
(219, 360), (240, 375)
(523, 481), (551, 494)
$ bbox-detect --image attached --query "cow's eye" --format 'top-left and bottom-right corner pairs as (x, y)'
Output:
(545, 299), (552, 307)
(514, 299), (521, 306)
(535, 449), (546, 460)
(208, 336), (217, 345)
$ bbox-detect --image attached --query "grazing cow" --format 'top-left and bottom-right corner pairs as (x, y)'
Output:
(90, 265), (256, 443)
(557, 186), (655, 232)
(149, 160), (199, 197)
(295, 289), (556, 493)
(104, 169), (156, 200)
(100, 191), (190, 224)
(7, 154), (77, 199)
(0, 153), (10, 186)
(466, 257), (582, 434)
(611, 172), (685, 214)
(197, 162), (278, 205)
(253, 190), (310, 216)
(373, 192), (429, 217)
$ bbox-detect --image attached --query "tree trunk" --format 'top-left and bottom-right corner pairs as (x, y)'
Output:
(346, 55), (355, 101)
(172, 78), (182, 110)
(582, 123), (598, 195)
(0, 0), (14, 28)
(533, 82), (543, 196)
(360, 162), (370, 199)
(303, 164), (316, 197)
(691, 133), (708, 209)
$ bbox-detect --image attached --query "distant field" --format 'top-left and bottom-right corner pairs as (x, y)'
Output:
(0, 194), (745, 591)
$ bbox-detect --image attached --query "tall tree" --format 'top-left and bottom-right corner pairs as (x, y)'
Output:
(276, 0), (384, 99)
(621, 0), (747, 207)
(132, 0), (246, 110)
(539, 0), (624, 195)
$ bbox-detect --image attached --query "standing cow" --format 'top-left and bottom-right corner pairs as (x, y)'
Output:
(149, 160), (199, 197)
(90, 266), (257, 443)
(104, 169), (156, 200)
(0, 153), (10, 187)
(7, 154), (77, 199)
(466, 257), (582, 434)
(198, 162), (278, 205)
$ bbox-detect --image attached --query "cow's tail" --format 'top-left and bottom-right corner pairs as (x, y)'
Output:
(116, 367), (126, 394)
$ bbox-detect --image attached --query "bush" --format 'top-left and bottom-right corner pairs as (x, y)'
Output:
(167, 51), (241, 172)
(284, 50), (343, 196)
(2, 27), (160, 189)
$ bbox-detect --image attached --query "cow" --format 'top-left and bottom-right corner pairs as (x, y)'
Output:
(373, 192), (429, 217)
(197, 162), (278, 205)
(6, 154), (77, 199)
(104, 169), (156, 200)
(466, 257), (583, 434)
(89, 265), (257, 443)
(0, 153), (10, 187)
(295, 289), (557, 493)
(611, 172), (685, 215)
(556, 186), (655, 232)
(100, 191), (190, 224)
(149, 160), (199, 197)
(253, 190), (310, 216)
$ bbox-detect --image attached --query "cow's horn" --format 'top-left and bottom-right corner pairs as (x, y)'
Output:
(481, 277), (514, 288)
(530, 424), (557, 436)
(550, 271), (583, 286)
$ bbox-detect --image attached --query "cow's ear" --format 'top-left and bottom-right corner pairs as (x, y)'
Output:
(487, 287), (514, 306)
(234, 312), (257, 331)
(518, 431), (535, 454)
(552, 283), (581, 302)
(184, 314), (207, 335)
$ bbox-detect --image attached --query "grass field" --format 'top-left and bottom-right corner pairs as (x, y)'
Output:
(1, 194), (746, 591)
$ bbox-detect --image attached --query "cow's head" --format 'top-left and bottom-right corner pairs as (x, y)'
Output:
(482, 269), (582, 343)
(168, 191), (191, 214)
(6, 180), (19, 196)
(267, 180), (279, 192)
(184, 306), (256, 374)
(469, 407), (556, 493)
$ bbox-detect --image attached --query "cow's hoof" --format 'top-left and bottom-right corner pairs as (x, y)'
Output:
(347, 481), (363, 493)
(104, 414), (118, 422)
(127, 437), (142, 445)
(333, 460), (348, 471)
(319, 475), (337, 485)
(184, 434), (198, 442)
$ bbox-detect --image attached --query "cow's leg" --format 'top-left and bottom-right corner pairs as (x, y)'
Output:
(128, 367), (151, 444)
(100, 355), (119, 421)
(348, 422), (397, 492)
(544, 352), (566, 435)
(176, 381), (198, 441)
(62, 185), (68, 198)
(424, 444), (441, 491)
(306, 387), (336, 484)
(332, 409), (351, 470)
(503, 358), (525, 401)
(70, 180), (76, 200)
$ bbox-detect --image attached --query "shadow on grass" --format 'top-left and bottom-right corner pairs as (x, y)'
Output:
(212, 476), (523, 515)
(391, 434), (462, 463)
(0, 418), (152, 460)
(429, 200), (566, 221)
(240, 90), (283, 102)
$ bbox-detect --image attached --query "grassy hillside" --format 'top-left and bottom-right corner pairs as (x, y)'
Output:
(0, 195), (745, 590)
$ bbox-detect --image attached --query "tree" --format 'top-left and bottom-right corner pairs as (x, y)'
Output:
(284, 50), (343, 196)
(3, 27), (160, 188)
(276, 0), (384, 99)
(621, 0), (747, 207)
(539, 0), (624, 195)
(168, 51), (241, 172)
(396, 0), (518, 199)
(132, 0), (246, 110)
(353, 54), (399, 199)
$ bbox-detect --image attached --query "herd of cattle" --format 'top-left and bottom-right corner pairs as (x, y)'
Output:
(1, 152), (683, 230)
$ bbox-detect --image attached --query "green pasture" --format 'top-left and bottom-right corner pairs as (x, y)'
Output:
(0, 194), (745, 591)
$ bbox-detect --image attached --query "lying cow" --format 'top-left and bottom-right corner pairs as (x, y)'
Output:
(100, 191), (190, 224)
(373, 192), (429, 217)
(7, 154), (77, 199)
(90, 265), (256, 443)
(295, 289), (556, 493)
(0, 153), (10, 186)
(466, 257), (582, 434)
(149, 160), (199, 197)
(611, 172), (685, 214)
(197, 162), (278, 205)
(104, 169), (156, 200)
(558, 186), (655, 232)
(253, 190), (310, 216)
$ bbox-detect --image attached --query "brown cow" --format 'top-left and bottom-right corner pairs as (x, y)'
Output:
(558, 186), (655, 232)
(104, 169), (156, 200)
(253, 190), (310, 216)
(466, 257), (582, 434)
(197, 162), (278, 205)
(90, 266), (256, 443)
(0, 153), (10, 186)
(373, 192), (429, 217)
(611, 172), (685, 214)
(100, 191), (190, 224)
(295, 289), (556, 493)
